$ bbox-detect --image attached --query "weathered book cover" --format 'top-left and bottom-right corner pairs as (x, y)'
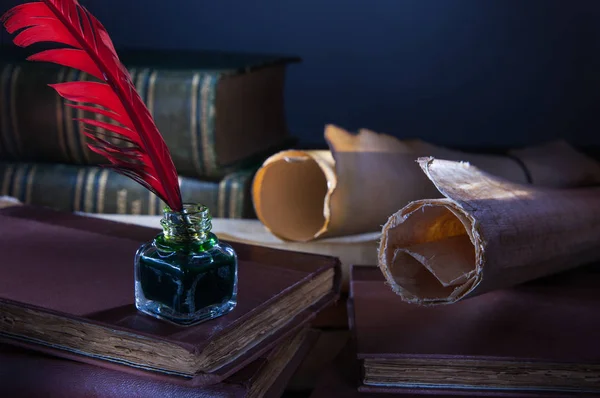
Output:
(0, 205), (341, 387)
(0, 161), (256, 218)
(349, 266), (600, 396)
(0, 48), (300, 178)
(309, 343), (582, 398)
(0, 328), (319, 398)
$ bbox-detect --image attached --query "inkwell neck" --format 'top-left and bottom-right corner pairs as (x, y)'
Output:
(160, 203), (212, 244)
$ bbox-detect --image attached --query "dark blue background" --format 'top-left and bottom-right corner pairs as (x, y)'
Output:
(2, 0), (599, 148)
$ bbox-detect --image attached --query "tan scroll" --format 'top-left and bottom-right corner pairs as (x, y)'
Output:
(252, 124), (600, 242)
(378, 158), (600, 305)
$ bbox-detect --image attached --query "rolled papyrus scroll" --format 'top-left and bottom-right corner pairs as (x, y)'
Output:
(378, 157), (600, 305)
(252, 124), (600, 242)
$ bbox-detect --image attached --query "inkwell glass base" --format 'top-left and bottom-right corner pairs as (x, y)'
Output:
(134, 204), (238, 326)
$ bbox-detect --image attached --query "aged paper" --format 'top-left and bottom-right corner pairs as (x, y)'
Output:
(252, 125), (600, 242)
(0, 196), (22, 209)
(378, 158), (600, 305)
(80, 213), (380, 290)
(0, 195), (375, 290)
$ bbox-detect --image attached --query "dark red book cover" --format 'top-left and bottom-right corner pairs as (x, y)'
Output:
(0, 205), (341, 387)
(309, 343), (585, 398)
(0, 329), (318, 398)
(348, 265), (600, 396)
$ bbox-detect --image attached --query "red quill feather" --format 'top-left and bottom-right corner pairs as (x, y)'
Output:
(1, 0), (183, 212)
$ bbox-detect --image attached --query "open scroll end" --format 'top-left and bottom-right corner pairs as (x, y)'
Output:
(252, 153), (329, 242)
(379, 202), (480, 305)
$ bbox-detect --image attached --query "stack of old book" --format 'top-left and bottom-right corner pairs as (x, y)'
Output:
(0, 203), (342, 397)
(0, 48), (298, 218)
(310, 265), (600, 397)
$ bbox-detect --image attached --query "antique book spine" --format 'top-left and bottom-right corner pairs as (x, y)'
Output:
(0, 62), (228, 178)
(0, 162), (256, 218)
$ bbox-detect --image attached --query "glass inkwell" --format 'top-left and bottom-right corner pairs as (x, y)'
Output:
(134, 204), (238, 326)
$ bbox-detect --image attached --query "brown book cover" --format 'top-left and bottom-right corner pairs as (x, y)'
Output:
(0, 328), (318, 398)
(349, 265), (600, 396)
(0, 205), (341, 387)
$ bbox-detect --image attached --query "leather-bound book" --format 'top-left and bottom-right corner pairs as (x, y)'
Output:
(349, 266), (600, 396)
(0, 328), (317, 398)
(309, 343), (582, 398)
(0, 205), (341, 387)
(0, 161), (256, 218)
(310, 343), (464, 398)
(0, 48), (299, 179)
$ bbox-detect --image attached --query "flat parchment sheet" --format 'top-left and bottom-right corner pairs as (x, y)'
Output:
(252, 124), (600, 242)
(0, 195), (375, 289)
(378, 158), (600, 305)
(80, 213), (380, 289)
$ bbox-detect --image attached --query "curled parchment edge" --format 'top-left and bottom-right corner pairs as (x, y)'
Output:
(378, 157), (600, 305)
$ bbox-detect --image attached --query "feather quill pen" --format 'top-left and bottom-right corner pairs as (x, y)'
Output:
(1, 0), (183, 212)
